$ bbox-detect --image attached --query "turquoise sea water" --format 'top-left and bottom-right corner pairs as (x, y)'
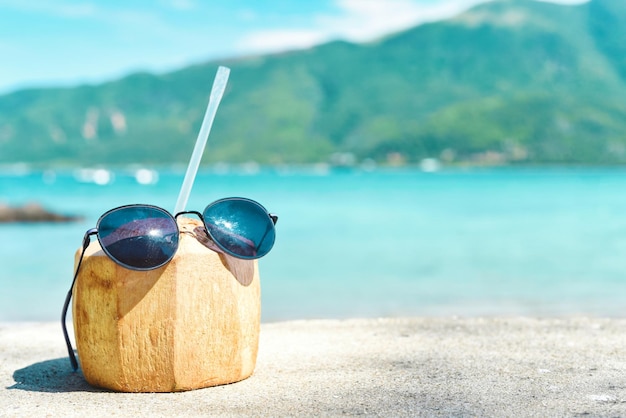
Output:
(1, 166), (626, 322)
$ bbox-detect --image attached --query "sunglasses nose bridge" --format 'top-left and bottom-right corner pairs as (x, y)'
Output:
(175, 210), (204, 222)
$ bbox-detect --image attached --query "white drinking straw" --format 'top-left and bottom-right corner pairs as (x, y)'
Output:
(174, 66), (230, 214)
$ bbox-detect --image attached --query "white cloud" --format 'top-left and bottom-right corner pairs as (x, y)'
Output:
(236, 0), (485, 54)
(0, 0), (594, 93)
(235, 0), (590, 55)
(318, 0), (485, 40)
(238, 29), (327, 52)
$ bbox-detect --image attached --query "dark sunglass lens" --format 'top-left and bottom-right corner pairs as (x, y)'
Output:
(97, 206), (179, 270)
(203, 199), (276, 259)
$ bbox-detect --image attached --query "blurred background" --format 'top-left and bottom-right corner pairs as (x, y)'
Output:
(2, 0), (625, 322)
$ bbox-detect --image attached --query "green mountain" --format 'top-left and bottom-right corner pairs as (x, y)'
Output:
(1, 0), (626, 167)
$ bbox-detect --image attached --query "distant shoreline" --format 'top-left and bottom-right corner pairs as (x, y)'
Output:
(0, 202), (82, 223)
(3, 161), (626, 175)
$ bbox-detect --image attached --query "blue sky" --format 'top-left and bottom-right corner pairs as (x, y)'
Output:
(0, 0), (587, 94)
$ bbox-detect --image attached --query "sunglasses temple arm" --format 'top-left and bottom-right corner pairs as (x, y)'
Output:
(61, 228), (96, 371)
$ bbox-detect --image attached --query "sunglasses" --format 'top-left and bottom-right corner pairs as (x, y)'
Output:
(62, 197), (277, 370)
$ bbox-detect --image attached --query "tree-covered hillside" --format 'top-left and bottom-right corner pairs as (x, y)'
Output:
(0, 0), (625, 167)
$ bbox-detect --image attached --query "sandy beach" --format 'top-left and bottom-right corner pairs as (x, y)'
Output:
(1, 317), (626, 417)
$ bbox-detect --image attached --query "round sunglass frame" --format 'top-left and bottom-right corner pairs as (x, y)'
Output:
(95, 197), (277, 271)
(62, 197), (277, 371)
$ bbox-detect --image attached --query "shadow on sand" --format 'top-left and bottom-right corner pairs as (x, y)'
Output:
(8, 356), (103, 393)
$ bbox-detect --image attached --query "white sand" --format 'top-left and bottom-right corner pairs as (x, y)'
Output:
(1, 317), (626, 417)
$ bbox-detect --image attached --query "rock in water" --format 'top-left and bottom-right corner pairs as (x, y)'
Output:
(0, 202), (82, 223)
